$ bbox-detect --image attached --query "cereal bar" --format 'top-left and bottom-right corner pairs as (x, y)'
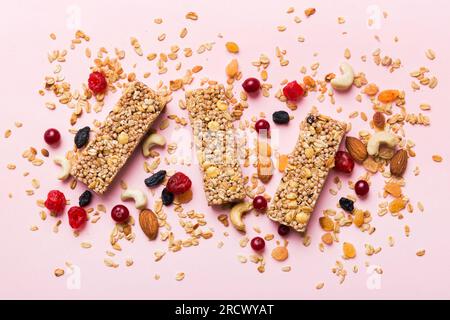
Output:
(71, 82), (166, 194)
(267, 109), (346, 232)
(185, 85), (246, 205)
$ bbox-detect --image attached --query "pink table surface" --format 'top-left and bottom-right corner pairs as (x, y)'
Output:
(1, 0), (450, 300)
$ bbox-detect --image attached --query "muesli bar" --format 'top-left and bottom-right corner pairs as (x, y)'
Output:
(185, 85), (246, 205)
(71, 82), (166, 194)
(267, 109), (346, 232)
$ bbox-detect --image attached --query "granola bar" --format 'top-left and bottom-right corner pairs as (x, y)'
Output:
(185, 85), (246, 205)
(71, 82), (166, 194)
(267, 109), (346, 232)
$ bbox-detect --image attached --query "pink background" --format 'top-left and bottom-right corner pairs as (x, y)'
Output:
(1, 0), (450, 299)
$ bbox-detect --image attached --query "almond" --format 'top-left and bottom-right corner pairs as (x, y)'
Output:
(390, 149), (408, 177)
(139, 209), (159, 240)
(345, 136), (368, 163)
(372, 112), (385, 130)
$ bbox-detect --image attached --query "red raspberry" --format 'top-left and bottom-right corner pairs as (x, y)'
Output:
(283, 81), (304, 101)
(166, 172), (192, 194)
(68, 206), (87, 229)
(88, 72), (108, 94)
(44, 190), (66, 214)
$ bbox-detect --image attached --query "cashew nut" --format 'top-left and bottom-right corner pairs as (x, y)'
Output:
(330, 62), (354, 91)
(142, 133), (166, 157)
(230, 202), (253, 232)
(121, 188), (148, 210)
(53, 156), (71, 181)
(367, 131), (399, 156)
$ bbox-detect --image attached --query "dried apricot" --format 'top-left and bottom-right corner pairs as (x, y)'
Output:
(321, 233), (334, 245)
(384, 183), (402, 198)
(319, 216), (334, 231)
(277, 154), (288, 172)
(271, 246), (289, 261)
(343, 242), (356, 259)
(389, 198), (406, 213)
(378, 89), (400, 103)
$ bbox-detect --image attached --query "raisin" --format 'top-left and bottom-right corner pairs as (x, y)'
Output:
(306, 115), (316, 125)
(272, 111), (290, 124)
(339, 197), (354, 213)
(161, 188), (174, 206)
(78, 190), (92, 207)
(144, 170), (167, 188)
(74, 126), (90, 149)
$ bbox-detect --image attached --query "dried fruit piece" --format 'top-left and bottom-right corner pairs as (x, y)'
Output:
(111, 205), (130, 223)
(45, 190), (66, 214)
(384, 183), (402, 198)
(283, 81), (304, 101)
(343, 242), (356, 259)
(372, 112), (386, 130)
(242, 77), (261, 93)
(225, 41), (239, 53)
(225, 59), (238, 78)
(272, 111), (290, 124)
(161, 188), (174, 206)
(339, 197), (354, 212)
(139, 209), (159, 240)
(363, 83), (379, 96)
(78, 190), (92, 207)
(271, 246), (289, 261)
(68, 206), (87, 229)
(166, 172), (192, 194)
(319, 216), (334, 231)
(389, 198), (406, 213)
(277, 154), (288, 172)
(44, 128), (61, 145)
(355, 180), (369, 196)
(174, 189), (193, 204)
(321, 233), (333, 245)
(345, 137), (368, 163)
(74, 126), (90, 149)
(88, 72), (108, 94)
(255, 119), (270, 134)
(144, 170), (167, 188)
(353, 209), (364, 227)
(390, 149), (408, 177)
(334, 151), (355, 173)
(378, 89), (399, 103)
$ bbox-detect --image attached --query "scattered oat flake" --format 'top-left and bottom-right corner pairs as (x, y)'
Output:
(54, 268), (64, 277)
(432, 155), (443, 162)
(185, 12), (198, 20)
(416, 249), (426, 257)
(316, 282), (324, 290)
(425, 49), (436, 60)
(175, 272), (185, 281)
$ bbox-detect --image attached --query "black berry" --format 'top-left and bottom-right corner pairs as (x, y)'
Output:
(339, 197), (354, 213)
(306, 115), (316, 125)
(161, 188), (174, 206)
(78, 190), (92, 207)
(145, 170), (167, 188)
(74, 126), (90, 149)
(272, 111), (290, 124)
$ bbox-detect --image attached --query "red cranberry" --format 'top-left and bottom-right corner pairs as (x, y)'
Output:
(250, 237), (265, 251)
(44, 128), (61, 145)
(111, 205), (130, 223)
(68, 206), (87, 229)
(255, 119), (270, 134)
(283, 81), (304, 101)
(355, 180), (370, 196)
(278, 224), (290, 236)
(334, 151), (355, 174)
(88, 71), (108, 94)
(166, 172), (192, 194)
(242, 77), (261, 93)
(44, 190), (66, 214)
(253, 196), (268, 211)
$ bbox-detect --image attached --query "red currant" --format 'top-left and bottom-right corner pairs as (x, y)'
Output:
(111, 205), (130, 223)
(166, 172), (192, 195)
(355, 180), (370, 196)
(68, 206), (87, 229)
(278, 224), (290, 236)
(44, 128), (61, 145)
(334, 151), (355, 174)
(283, 81), (304, 101)
(88, 71), (108, 94)
(44, 190), (66, 214)
(242, 77), (261, 93)
(253, 196), (268, 211)
(250, 237), (265, 251)
(255, 119), (270, 134)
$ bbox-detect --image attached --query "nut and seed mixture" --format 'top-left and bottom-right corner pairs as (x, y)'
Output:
(268, 109), (346, 232)
(71, 82), (166, 194)
(185, 85), (246, 205)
